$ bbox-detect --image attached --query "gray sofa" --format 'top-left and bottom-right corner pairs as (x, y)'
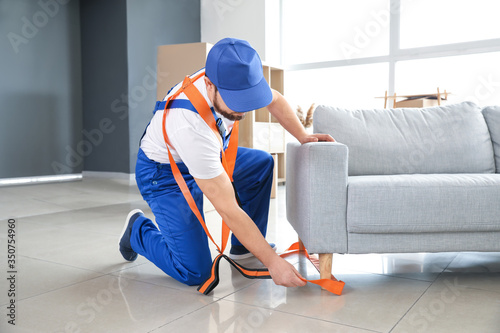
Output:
(286, 101), (500, 279)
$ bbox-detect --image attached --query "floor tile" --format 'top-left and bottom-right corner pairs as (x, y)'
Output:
(329, 252), (458, 282)
(432, 252), (500, 294)
(20, 201), (152, 236)
(14, 219), (148, 274)
(226, 259), (431, 332)
(392, 274), (500, 333)
(0, 275), (214, 333)
(0, 194), (71, 220)
(111, 258), (261, 299)
(445, 252), (500, 273)
(153, 299), (376, 333)
(0, 256), (102, 306)
(1, 178), (143, 219)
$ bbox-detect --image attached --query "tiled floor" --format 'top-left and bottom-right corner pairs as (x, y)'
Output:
(1, 177), (499, 333)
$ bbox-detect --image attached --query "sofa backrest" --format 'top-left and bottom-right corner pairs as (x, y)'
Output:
(314, 102), (496, 176)
(482, 106), (500, 173)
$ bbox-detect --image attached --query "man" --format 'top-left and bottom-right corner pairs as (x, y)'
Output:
(119, 38), (334, 288)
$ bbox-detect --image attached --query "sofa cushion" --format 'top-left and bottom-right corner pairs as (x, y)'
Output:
(482, 106), (500, 173)
(314, 102), (495, 176)
(347, 174), (500, 234)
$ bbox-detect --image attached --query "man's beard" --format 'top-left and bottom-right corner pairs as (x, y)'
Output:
(214, 94), (246, 121)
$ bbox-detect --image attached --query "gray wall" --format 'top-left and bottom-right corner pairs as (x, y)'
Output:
(80, 0), (130, 173)
(0, 0), (82, 177)
(81, 0), (201, 174)
(0, 0), (201, 178)
(126, 0), (201, 173)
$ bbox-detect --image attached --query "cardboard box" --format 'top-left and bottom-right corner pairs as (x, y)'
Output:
(394, 98), (444, 108)
(156, 43), (212, 100)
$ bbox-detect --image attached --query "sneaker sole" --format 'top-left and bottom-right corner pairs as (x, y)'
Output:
(229, 243), (277, 260)
(119, 209), (144, 245)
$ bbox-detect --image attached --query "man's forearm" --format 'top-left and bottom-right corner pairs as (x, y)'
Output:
(267, 90), (309, 143)
(267, 90), (335, 144)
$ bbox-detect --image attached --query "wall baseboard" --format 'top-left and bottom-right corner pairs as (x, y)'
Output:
(82, 171), (136, 186)
(0, 174), (83, 187)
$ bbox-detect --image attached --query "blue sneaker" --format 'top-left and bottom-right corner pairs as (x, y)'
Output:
(119, 209), (144, 261)
(229, 243), (276, 260)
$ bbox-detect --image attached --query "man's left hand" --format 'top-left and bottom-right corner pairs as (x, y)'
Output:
(299, 134), (335, 144)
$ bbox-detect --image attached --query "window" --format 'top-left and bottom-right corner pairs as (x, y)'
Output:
(281, 0), (500, 108)
(396, 52), (500, 106)
(400, 0), (500, 49)
(286, 63), (389, 109)
(282, 0), (389, 64)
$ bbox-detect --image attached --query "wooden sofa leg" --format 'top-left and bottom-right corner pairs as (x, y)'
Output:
(297, 238), (334, 284)
(319, 253), (333, 281)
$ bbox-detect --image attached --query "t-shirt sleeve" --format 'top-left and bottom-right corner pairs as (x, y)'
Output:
(167, 110), (224, 179)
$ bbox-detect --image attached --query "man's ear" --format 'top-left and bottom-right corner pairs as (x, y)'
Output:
(204, 77), (214, 92)
(204, 77), (216, 103)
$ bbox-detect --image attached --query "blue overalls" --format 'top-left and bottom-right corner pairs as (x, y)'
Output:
(130, 94), (274, 286)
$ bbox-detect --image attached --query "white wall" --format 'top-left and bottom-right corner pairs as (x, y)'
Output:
(201, 0), (280, 64)
(264, 0), (280, 64)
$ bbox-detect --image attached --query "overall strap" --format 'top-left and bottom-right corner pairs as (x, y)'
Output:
(154, 100), (197, 114)
(155, 97), (230, 150)
(161, 74), (235, 255)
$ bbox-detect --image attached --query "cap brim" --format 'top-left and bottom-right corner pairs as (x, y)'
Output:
(217, 77), (273, 112)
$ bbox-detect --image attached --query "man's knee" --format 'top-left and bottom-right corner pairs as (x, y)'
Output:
(178, 262), (212, 286)
(184, 275), (206, 286)
(251, 149), (274, 171)
(263, 151), (274, 168)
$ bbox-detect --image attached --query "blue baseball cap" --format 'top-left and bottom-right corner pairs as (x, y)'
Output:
(206, 38), (273, 112)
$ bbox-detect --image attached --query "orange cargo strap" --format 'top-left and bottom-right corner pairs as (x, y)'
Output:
(161, 73), (345, 296)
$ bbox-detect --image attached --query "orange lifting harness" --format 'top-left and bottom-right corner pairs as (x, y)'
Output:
(161, 73), (345, 296)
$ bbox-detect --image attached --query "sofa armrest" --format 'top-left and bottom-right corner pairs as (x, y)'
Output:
(286, 142), (349, 253)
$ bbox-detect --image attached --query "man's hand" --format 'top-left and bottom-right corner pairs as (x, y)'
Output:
(267, 256), (307, 287)
(299, 133), (335, 144)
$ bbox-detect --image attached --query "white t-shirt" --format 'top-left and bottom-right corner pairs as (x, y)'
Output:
(140, 70), (234, 179)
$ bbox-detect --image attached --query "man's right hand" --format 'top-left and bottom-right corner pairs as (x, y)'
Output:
(267, 255), (307, 287)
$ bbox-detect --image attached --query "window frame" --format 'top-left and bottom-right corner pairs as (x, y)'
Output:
(280, 0), (500, 98)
